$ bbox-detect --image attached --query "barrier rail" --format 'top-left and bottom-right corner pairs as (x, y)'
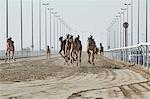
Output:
(0, 50), (46, 60)
(104, 43), (150, 68)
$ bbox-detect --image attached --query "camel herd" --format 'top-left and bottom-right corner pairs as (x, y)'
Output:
(59, 34), (103, 66)
(4, 35), (104, 66)
(59, 34), (82, 66)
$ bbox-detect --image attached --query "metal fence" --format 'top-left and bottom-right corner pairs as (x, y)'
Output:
(104, 43), (150, 68)
(0, 50), (45, 60)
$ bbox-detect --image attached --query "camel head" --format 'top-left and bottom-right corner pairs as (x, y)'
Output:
(77, 35), (80, 39)
(66, 34), (70, 39)
(59, 36), (63, 41)
(69, 35), (73, 42)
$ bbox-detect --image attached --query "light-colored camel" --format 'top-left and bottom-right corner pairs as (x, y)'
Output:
(5, 37), (16, 62)
(87, 35), (96, 65)
(71, 35), (82, 66)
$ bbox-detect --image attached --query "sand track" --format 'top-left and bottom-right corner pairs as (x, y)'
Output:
(0, 54), (150, 99)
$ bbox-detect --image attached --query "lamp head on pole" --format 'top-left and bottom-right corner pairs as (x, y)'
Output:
(42, 3), (49, 5)
(121, 8), (127, 10)
(52, 12), (57, 15)
(124, 3), (131, 5)
(48, 8), (53, 10)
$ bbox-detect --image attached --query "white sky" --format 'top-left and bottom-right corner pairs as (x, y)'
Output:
(0, 0), (150, 51)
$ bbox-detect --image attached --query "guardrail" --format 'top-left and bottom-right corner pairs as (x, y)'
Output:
(104, 43), (150, 68)
(0, 50), (46, 60)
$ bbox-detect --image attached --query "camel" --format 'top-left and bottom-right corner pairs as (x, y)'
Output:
(100, 43), (104, 55)
(94, 47), (99, 59)
(95, 47), (99, 54)
(59, 34), (72, 65)
(5, 37), (16, 62)
(59, 36), (66, 58)
(46, 45), (50, 60)
(87, 35), (96, 65)
(71, 35), (82, 66)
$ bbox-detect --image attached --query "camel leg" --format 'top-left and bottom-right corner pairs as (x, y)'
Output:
(76, 52), (78, 66)
(79, 51), (82, 67)
(90, 51), (92, 64)
(87, 50), (91, 64)
(5, 52), (8, 62)
(59, 49), (65, 59)
(72, 51), (76, 63)
(47, 53), (50, 60)
(8, 51), (10, 63)
(70, 50), (73, 63)
(88, 53), (91, 64)
(92, 51), (95, 65)
(12, 51), (16, 61)
(73, 51), (77, 61)
(90, 51), (93, 64)
(64, 51), (69, 65)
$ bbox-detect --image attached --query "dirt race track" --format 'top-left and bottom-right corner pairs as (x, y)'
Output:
(0, 53), (150, 99)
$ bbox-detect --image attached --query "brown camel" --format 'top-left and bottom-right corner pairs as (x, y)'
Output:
(94, 47), (99, 59)
(5, 37), (16, 62)
(71, 35), (82, 66)
(59, 36), (66, 58)
(95, 47), (99, 54)
(59, 34), (72, 65)
(87, 35), (96, 65)
(64, 34), (74, 65)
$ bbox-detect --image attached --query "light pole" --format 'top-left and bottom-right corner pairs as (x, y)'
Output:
(43, 3), (49, 49)
(48, 8), (53, 49)
(59, 18), (63, 36)
(116, 15), (121, 48)
(58, 18), (63, 51)
(124, 3), (131, 46)
(137, 0), (140, 44)
(118, 12), (122, 47)
(61, 18), (63, 36)
(31, 0), (34, 54)
(146, 0), (148, 67)
(107, 23), (113, 49)
(109, 22), (113, 49)
(39, 0), (41, 54)
(121, 8), (127, 47)
(52, 12), (57, 52)
(56, 15), (60, 52)
(112, 18), (117, 48)
(131, 0), (133, 46)
(6, 0), (8, 39)
(124, 3), (131, 23)
(63, 21), (66, 36)
(20, 0), (23, 56)
(146, 0), (148, 43)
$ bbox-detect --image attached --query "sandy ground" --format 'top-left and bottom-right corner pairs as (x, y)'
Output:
(0, 53), (150, 99)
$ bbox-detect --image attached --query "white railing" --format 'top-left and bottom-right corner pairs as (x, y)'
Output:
(0, 50), (46, 60)
(104, 42), (150, 68)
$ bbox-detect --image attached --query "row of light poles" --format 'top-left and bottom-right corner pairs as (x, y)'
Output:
(5, 0), (73, 55)
(42, 2), (72, 52)
(107, 0), (148, 49)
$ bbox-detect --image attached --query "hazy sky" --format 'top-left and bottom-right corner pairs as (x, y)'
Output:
(0, 0), (149, 51)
